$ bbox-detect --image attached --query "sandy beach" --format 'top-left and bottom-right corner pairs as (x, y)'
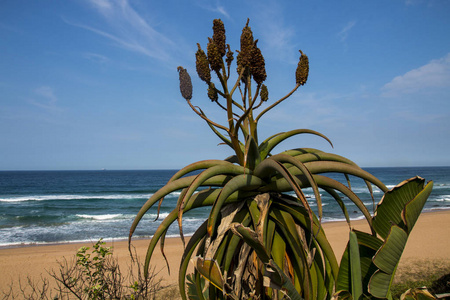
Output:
(1, 210), (449, 296)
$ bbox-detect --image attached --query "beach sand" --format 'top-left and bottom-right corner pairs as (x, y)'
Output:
(1, 210), (449, 296)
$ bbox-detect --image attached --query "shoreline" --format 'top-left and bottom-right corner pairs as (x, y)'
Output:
(1, 208), (448, 250)
(1, 210), (449, 294)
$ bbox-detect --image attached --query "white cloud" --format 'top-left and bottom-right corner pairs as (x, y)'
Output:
(196, 0), (230, 19)
(248, 2), (296, 63)
(381, 53), (450, 97)
(30, 86), (62, 112)
(66, 0), (175, 62)
(337, 21), (356, 42)
(82, 52), (109, 64)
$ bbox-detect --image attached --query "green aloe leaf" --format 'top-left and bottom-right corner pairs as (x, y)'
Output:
(243, 134), (261, 170)
(186, 273), (207, 300)
(271, 153), (323, 222)
(229, 223), (270, 263)
(259, 129), (333, 160)
(168, 160), (239, 183)
(265, 259), (303, 300)
(255, 158), (313, 226)
(192, 257), (225, 291)
(179, 221), (208, 300)
(176, 164), (249, 245)
(304, 161), (388, 193)
(314, 175), (374, 232)
(129, 174), (234, 242)
(207, 174), (264, 237)
(273, 199), (339, 279)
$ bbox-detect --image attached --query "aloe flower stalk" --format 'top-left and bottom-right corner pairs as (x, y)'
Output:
(130, 19), (432, 300)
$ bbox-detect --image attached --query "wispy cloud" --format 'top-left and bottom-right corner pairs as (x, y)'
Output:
(29, 86), (62, 112)
(249, 3), (296, 63)
(381, 53), (450, 97)
(196, 0), (230, 19)
(65, 0), (175, 63)
(337, 21), (356, 42)
(82, 52), (110, 64)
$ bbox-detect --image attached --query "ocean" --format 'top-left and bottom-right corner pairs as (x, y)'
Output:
(0, 167), (449, 247)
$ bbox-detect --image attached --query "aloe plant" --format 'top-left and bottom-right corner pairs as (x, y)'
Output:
(129, 19), (433, 299)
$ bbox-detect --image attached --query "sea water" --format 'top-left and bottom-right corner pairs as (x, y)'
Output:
(0, 167), (449, 247)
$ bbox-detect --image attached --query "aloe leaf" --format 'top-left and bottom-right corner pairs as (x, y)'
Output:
(129, 175), (197, 242)
(179, 221), (208, 300)
(322, 186), (351, 226)
(207, 174), (264, 237)
(271, 153), (323, 222)
(269, 208), (312, 296)
(259, 129), (333, 160)
(141, 188), (237, 276)
(168, 160), (240, 183)
(372, 177), (430, 240)
(304, 161), (388, 193)
(314, 175), (374, 233)
(193, 257), (225, 291)
(177, 164), (249, 246)
(229, 222), (303, 300)
(286, 148), (358, 166)
(129, 174), (234, 242)
(204, 201), (244, 260)
(269, 230), (286, 299)
(186, 273), (205, 300)
(243, 134), (261, 170)
(230, 223), (270, 263)
(222, 210), (252, 272)
(265, 260), (303, 300)
(255, 158), (313, 225)
(273, 200), (339, 280)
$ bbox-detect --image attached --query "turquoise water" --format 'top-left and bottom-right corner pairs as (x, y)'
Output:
(0, 167), (448, 247)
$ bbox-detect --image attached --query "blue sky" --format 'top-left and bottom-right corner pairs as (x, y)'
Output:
(1, 0), (449, 170)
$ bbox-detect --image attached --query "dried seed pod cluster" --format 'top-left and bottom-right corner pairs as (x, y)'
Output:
(195, 44), (211, 83)
(296, 50), (309, 86)
(177, 66), (192, 101)
(178, 19), (309, 153)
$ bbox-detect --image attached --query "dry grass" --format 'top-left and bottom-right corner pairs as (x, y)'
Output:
(391, 258), (450, 298)
(155, 284), (181, 300)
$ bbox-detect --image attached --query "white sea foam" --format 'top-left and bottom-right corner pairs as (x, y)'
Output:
(435, 196), (450, 202)
(0, 193), (153, 202)
(76, 214), (122, 220)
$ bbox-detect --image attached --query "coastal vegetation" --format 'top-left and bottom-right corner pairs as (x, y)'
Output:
(129, 19), (437, 299)
(2, 239), (163, 299)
